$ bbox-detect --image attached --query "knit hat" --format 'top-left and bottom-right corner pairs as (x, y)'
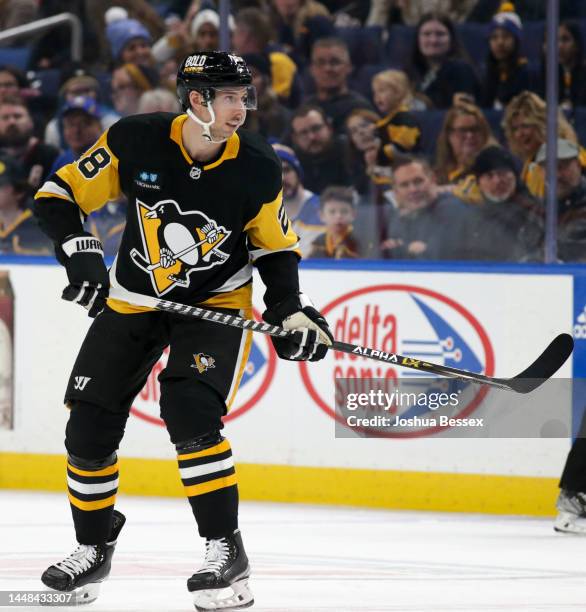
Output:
(489, 2), (522, 41)
(105, 7), (152, 61)
(190, 9), (234, 39)
(272, 144), (304, 181)
(472, 146), (519, 177)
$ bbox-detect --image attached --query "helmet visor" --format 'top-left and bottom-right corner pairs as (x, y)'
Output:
(212, 85), (257, 111)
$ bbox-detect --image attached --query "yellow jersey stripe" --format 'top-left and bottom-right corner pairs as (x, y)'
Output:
(67, 492), (117, 511)
(67, 462), (119, 478)
(178, 439), (231, 462)
(183, 473), (237, 497)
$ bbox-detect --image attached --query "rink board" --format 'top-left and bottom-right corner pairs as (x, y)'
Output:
(0, 259), (582, 515)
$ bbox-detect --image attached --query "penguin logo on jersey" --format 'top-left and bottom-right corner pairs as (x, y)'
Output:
(130, 199), (231, 296)
(192, 353), (216, 373)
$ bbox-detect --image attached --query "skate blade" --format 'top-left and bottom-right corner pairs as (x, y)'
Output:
(42, 583), (100, 606)
(193, 578), (254, 611)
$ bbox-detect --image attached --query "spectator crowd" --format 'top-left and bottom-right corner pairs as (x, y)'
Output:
(1, 0), (586, 262)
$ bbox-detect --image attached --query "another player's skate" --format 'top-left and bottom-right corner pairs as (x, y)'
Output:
(554, 489), (586, 534)
(41, 510), (126, 604)
(188, 529), (253, 611)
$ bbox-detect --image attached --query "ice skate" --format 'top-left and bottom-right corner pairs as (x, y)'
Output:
(187, 529), (253, 611)
(41, 510), (126, 604)
(554, 489), (586, 534)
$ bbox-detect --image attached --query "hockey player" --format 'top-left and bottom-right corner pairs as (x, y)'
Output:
(33, 52), (333, 610)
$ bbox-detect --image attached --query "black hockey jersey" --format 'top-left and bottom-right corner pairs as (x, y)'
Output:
(35, 113), (300, 313)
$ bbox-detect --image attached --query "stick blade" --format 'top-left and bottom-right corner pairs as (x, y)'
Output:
(506, 333), (574, 394)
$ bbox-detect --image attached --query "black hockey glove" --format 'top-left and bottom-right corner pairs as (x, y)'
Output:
(59, 232), (109, 318)
(263, 293), (333, 361)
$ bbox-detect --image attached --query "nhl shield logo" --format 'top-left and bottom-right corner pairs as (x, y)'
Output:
(190, 166), (202, 180)
(192, 353), (215, 373)
(130, 199), (231, 296)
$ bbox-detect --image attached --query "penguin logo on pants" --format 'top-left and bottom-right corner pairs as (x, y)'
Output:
(131, 199), (231, 296)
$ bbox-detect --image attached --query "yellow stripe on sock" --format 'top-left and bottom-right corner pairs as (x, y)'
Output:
(67, 492), (117, 511)
(178, 439), (231, 462)
(184, 473), (237, 497)
(67, 462), (119, 478)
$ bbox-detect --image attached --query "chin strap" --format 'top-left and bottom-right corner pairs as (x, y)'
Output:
(186, 107), (228, 144)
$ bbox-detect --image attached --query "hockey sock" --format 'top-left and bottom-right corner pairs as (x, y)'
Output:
(177, 437), (238, 538)
(67, 453), (119, 544)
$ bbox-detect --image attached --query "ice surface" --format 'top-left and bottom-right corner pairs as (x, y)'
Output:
(1, 491), (586, 611)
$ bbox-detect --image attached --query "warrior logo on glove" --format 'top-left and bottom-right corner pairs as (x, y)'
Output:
(130, 199), (231, 296)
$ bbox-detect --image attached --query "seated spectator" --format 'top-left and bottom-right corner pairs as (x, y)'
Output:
(372, 70), (422, 164)
(242, 54), (291, 141)
(536, 138), (586, 262)
(469, 146), (541, 261)
(44, 71), (120, 149)
(482, 2), (530, 109)
(111, 63), (159, 117)
(49, 97), (103, 174)
(272, 143), (323, 256)
(106, 7), (154, 67)
(503, 91), (586, 198)
(368, 0), (477, 27)
(0, 96), (58, 189)
(406, 12), (481, 109)
(137, 88), (181, 114)
(304, 37), (373, 133)
(435, 102), (497, 200)
(269, 0), (333, 64)
(537, 20), (586, 111)
(0, 66), (28, 103)
(291, 104), (352, 193)
(308, 186), (360, 259)
(233, 8), (302, 108)
(0, 156), (51, 255)
(381, 155), (477, 260)
(345, 109), (386, 194)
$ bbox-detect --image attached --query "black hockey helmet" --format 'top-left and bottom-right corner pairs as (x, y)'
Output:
(177, 51), (253, 111)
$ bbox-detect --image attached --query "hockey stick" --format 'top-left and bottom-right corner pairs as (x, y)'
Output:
(108, 289), (573, 394)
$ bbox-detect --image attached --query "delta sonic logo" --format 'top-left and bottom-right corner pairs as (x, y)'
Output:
(130, 308), (277, 426)
(299, 284), (495, 438)
(130, 199), (231, 296)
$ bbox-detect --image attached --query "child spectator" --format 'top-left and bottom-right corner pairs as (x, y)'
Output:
(503, 91), (586, 198)
(537, 21), (586, 110)
(0, 155), (51, 255)
(434, 102), (497, 201)
(482, 2), (530, 109)
(372, 70), (422, 163)
(272, 143), (323, 256)
(406, 12), (480, 109)
(308, 186), (360, 259)
(106, 7), (154, 67)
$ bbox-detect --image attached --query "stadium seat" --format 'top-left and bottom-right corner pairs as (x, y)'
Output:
(0, 47), (31, 71)
(521, 21), (545, 65)
(28, 69), (61, 99)
(573, 106), (586, 146)
(457, 23), (489, 67)
(385, 25), (415, 67)
(336, 26), (386, 68)
(412, 110), (446, 157)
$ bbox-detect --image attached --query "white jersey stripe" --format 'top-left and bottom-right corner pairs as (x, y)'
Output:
(179, 457), (234, 480)
(67, 476), (119, 495)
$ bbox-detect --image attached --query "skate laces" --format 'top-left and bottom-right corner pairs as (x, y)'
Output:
(197, 537), (231, 576)
(54, 544), (98, 579)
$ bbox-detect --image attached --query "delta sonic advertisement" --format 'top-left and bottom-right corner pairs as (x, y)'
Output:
(124, 268), (573, 447)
